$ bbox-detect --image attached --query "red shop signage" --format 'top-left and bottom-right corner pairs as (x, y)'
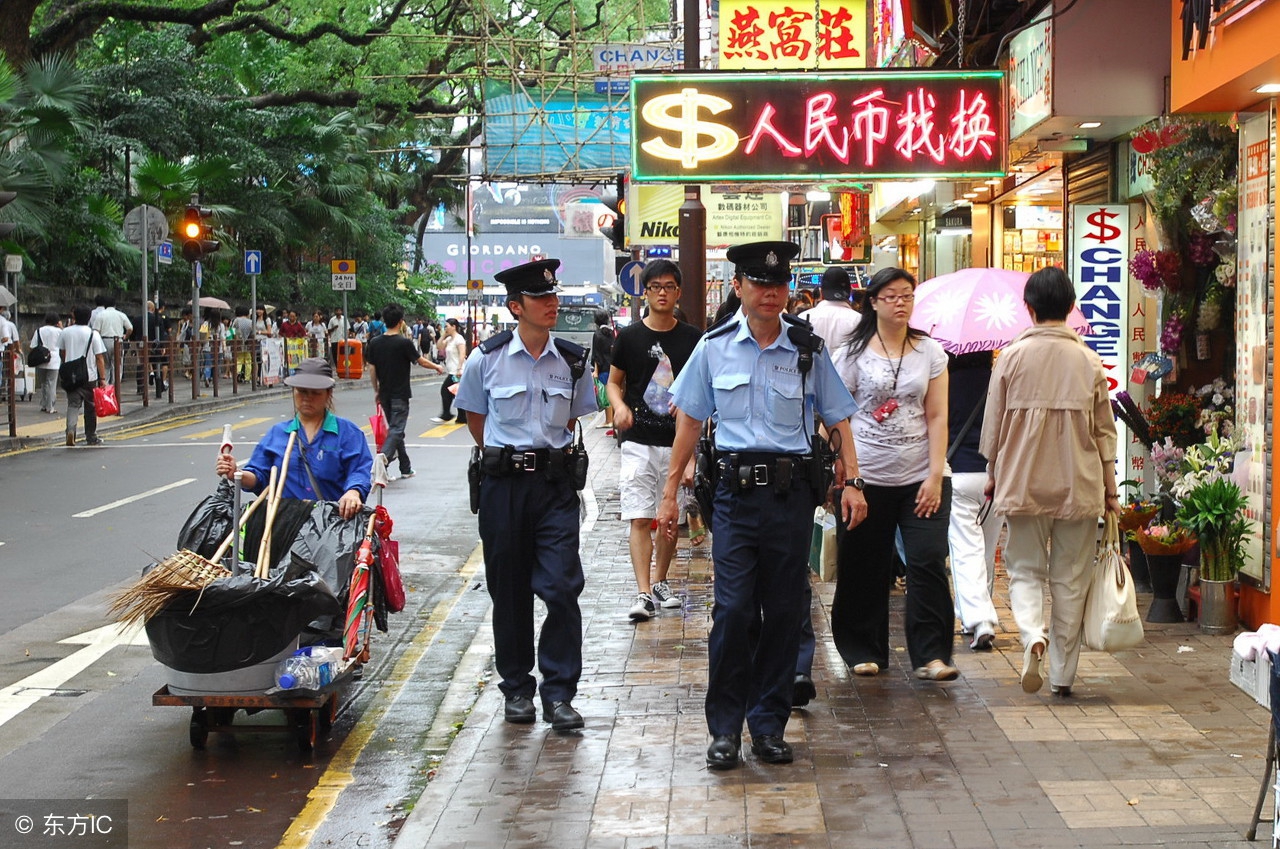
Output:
(630, 70), (1006, 182)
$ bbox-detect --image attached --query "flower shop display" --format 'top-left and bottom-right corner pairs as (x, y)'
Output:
(1176, 477), (1252, 632)
(1128, 519), (1197, 623)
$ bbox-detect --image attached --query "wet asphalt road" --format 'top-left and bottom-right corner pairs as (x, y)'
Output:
(0, 379), (488, 849)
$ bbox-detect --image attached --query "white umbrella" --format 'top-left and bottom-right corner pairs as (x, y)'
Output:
(0, 285), (14, 307)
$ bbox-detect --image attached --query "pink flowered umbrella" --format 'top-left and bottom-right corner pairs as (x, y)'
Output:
(909, 267), (1090, 354)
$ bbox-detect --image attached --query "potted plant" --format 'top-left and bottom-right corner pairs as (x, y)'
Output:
(1176, 477), (1252, 634)
(1128, 519), (1197, 623)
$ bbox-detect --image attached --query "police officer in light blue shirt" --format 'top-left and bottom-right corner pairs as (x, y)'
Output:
(657, 241), (869, 770)
(455, 258), (598, 733)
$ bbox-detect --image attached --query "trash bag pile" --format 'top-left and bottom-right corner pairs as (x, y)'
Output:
(145, 493), (391, 675)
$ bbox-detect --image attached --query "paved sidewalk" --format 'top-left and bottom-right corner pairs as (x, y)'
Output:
(394, 426), (1272, 849)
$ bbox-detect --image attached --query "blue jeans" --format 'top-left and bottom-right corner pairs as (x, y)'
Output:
(380, 397), (411, 474)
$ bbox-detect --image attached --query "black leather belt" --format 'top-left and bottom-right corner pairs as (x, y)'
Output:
(481, 445), (569, 476)
(716, 452), (811, 490)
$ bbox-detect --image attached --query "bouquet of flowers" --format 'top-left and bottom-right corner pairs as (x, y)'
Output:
(1118, 496), (1160, 532)
(1193, 378), (1234, 438)
(1129, 249), (1184, 293)
(1112, 391), (1153, 447)
(1146, 391), (1203, 449)
(1129, 520), (1197, 556)
(1150, 438), (1186, 491)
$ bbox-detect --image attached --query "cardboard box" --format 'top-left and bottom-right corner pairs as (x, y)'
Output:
(1230, 648), (1258, 697)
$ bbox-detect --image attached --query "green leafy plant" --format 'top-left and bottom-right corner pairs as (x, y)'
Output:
(1176, 478), (1252, 582)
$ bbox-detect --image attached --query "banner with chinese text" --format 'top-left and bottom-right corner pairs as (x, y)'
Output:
(720, 0), (867, 70)
(631, 70), (1005, 182)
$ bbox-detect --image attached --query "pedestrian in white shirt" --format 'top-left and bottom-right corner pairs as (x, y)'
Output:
(799, 267), (862, 371)
(90, 296), (133, 385)
(30, 312), (62, 413)
(327, 307), (350, 363)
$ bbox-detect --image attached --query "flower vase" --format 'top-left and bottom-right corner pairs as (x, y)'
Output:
(1197, 547), (1238, 635)
(1126, 541), (1153, 595)
(1145, 553), (1185, 623)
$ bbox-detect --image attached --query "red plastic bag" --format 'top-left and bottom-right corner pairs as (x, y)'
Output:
(378, 538), (405, 613)
(370, 406), (388, 450)
(93, 384), (120, 417)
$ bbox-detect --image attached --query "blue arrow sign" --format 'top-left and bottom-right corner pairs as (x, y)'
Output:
(619, 260), (646, 297)
(157, 241), (173, 265)
(195, 262), (203, 289)
(244, 250), (263, 275)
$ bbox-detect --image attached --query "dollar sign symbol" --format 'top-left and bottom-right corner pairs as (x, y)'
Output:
(1084, 209), (1121, 242)
(640, 89), (739, 169)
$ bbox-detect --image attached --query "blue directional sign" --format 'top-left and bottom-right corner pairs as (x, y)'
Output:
(619, 260), (646, 297)
(244, 250), (263, 275)
(195, 261), (203, 289)
(157, 240), (173, 265)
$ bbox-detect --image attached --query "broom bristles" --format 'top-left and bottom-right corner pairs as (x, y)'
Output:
(108, 549), (233, 627)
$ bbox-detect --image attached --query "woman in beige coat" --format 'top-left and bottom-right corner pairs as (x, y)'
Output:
(979, 267), (1120, 697)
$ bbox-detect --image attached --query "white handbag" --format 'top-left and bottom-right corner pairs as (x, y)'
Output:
(1082, 513), (1145, 652)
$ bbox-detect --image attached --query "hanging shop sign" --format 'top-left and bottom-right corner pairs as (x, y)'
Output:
(1007, 6), (1051, 139)
(630, 70), (1005, 182)
(1069, 204), (1129, 392)
(593, 43), (684, 94)
(719, 0), (867, 70)
(629, 184), (783, 245)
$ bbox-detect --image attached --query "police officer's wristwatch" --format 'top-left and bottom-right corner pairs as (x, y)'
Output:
(844, 476), (865, 490)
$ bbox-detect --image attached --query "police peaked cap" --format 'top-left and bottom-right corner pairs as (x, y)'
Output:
(727, 241), (800, 285)
(494, 258), (562, 297)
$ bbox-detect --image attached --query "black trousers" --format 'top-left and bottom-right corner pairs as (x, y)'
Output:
(830, 479), (955, 670)
(440, 375), (466, 422)
(478, 471), (584, 705)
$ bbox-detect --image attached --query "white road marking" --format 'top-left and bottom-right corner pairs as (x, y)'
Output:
(0, 623), (148, 728)
(73, 478), (197, 518)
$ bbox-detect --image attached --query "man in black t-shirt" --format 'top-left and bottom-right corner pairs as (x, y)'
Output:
(605, 259), (703, 621)
(366, 302), (445, 480)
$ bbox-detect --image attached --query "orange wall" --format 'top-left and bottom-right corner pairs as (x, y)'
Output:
(1170, 0), (1280, 113)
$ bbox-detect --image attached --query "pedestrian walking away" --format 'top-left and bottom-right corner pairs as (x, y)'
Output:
(30, 312), (63, 414)
(455, 258), (598, 733)
(830, 267), (958, 684)
(365, 302), (445, 481)
(980, 266), (1121, 698)
(58, 305), (108, 447)
(434, 318), (467, 424)
(605, 259), (703, 623)
(656, 240), (867, 771)
(946, 351), (1002, 651)
(89, 295), (132, 386)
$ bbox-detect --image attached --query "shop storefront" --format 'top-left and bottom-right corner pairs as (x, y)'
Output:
(1170, 0), (1280, 628)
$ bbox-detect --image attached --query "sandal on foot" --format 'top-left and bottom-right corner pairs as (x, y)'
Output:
(914, 660), (960, 681)
(852, 662), (880, 676)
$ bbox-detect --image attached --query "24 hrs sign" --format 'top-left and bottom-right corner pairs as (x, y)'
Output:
(631, 70), (1006, 182)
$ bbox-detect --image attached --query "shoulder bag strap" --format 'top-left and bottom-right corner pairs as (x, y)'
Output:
(946, 393), (987, 463)
(297, 439), (335, 501)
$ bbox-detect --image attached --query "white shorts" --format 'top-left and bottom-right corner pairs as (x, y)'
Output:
(619, 441), (673, 520)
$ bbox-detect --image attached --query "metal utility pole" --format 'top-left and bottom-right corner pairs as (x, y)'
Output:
(678, 0), (707, 328)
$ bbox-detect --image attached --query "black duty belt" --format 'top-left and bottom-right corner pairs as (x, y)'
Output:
(481, 445), (570, 476)
(716, 452), (812, 491)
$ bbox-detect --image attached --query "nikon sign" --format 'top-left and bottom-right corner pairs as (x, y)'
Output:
(630, 70), (1005, 182)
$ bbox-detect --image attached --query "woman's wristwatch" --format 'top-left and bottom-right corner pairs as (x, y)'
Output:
(844, 476), (865, 491)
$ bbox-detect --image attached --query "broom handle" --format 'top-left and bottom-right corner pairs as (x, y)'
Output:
(256, 431), (298, 579)
(209, 484), (270, 564)
(254, 465), (279, 575)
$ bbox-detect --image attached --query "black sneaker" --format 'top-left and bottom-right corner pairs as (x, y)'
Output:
(628, 593), (656, 621)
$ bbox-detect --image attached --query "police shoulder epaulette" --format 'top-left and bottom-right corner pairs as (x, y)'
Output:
(552, 336), (587, 363)
(704, 314), (740, 340)
(478, 329), (514, 354)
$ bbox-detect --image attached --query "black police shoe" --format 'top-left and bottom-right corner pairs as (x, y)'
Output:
(792, 673), (816, 708)
(706, 734), (741, 770)
(750, 734), (793, 764)
(543, 700), (584, 731)
(504, 695), (536, 724)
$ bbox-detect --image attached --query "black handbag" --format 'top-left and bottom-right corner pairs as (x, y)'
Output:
(26, 329), (50, 367)
(58, 332), (93, 391)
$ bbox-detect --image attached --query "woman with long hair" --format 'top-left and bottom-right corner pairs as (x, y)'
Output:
(830, 267), (957, 681)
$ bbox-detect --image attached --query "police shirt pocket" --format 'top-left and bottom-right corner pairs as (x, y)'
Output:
(767, 378), (805, 430)
(492, 384), (529, 425)
(543, 384), (572, 427)
(712, 373), (751, 420)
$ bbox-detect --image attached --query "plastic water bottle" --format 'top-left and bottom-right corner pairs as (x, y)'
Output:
(275, 647), (342, 689)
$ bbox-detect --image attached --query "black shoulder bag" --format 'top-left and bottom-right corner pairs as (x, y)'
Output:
(58, 331), (92, 391)
(27, 328), (51, 367)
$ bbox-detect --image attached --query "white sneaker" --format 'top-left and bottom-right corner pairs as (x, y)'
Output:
(628, 593), (656, 621)
(650, 581), (681, 609)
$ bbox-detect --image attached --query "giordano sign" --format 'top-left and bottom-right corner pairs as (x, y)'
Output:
(631, 70), (1006, 182)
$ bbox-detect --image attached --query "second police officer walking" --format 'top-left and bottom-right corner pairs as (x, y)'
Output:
(455, 258), (598, 732)
(656, 241), (868, 770)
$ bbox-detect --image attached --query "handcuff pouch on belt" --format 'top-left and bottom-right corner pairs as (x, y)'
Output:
(809, 430), (837, 507)
(467, 446), (483, 514)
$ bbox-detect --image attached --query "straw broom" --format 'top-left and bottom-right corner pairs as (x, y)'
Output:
(108, 490), (269, 627)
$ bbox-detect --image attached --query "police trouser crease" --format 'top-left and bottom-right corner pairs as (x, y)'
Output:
(478, 471), (584, 704)
(706, 473), (812, 739)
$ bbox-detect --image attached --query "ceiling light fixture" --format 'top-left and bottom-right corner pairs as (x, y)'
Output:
(1256, 83), (1280, 93)
(1077, 121), (1102, 129)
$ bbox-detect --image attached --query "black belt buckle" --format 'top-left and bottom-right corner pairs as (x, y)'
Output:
(513, 451), (539, 472)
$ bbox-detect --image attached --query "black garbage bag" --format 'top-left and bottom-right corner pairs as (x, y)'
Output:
(175, 478), (237, 559)
(280, 501), (388, 640)
(242, 497), (316, 569)
(145, 558), (341, 674)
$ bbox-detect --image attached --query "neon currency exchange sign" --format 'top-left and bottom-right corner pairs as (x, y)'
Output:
(630, 71), (1006, 182)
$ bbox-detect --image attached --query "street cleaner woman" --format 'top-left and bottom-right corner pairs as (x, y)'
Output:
(215, 357), (372, 520)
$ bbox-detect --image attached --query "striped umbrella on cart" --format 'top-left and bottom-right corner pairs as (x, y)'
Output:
(344, 454), (387, 661)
